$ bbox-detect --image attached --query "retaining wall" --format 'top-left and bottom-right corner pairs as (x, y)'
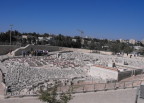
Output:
(0, 44), (113, 56)
(0, 45), (20, 55)
(14, 45), (60, 56)
(60, 47), (113, 55)
(89, 65), (143, 82)
(118, 69), (143, 81)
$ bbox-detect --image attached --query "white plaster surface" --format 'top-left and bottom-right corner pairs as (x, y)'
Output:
(89, 66), (118, 81)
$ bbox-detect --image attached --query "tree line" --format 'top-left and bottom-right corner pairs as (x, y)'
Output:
(0, 30), (143, 54)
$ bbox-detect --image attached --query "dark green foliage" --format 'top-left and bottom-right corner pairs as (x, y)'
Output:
(59, 92), (72, 103)
(0, 30), (138, 53)
(110, 42), (134, 54)
(110, 43), (121, 54)
(39, 84), (73, 103)
(138, 48), (144, 55)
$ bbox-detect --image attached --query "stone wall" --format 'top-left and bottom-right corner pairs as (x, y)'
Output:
(60, 47), (91, 53)
(89, 65), (143, 82)
(0, 45), (20, 55)
(14, 45), (60, 56)
(99, 51), (113, 55)
(60, 47), (113, 55)
(0, 44), (113, 56)
(118, 69), (143, 81)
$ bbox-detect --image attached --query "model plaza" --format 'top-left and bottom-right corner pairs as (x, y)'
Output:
(0, 50), (143, 96)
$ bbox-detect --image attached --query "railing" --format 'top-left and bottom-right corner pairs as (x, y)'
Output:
(5, 79), (144, 98)
(59, 80), (144, 93)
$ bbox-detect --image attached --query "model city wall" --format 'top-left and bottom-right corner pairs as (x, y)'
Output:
(0, 45), (20, 55)
(14, 45), (60, 56)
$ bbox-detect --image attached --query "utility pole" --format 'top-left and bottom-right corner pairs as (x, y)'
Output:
(77, 29), (84, 48)
(77, 29), (84, 38)
(10, 24), (13, 45)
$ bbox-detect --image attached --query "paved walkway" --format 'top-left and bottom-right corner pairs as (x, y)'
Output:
(69, 88), (141, 103)
(0, 88), (143, 103)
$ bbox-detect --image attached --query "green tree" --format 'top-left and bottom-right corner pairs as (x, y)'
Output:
(138, 48), (144, 55)
(123, 46), (133, 54)
(110, 43), (120, 54)
(39, 84), (73, 103)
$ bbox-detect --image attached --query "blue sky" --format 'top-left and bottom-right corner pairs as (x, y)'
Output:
(0, 0), (144, 40)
